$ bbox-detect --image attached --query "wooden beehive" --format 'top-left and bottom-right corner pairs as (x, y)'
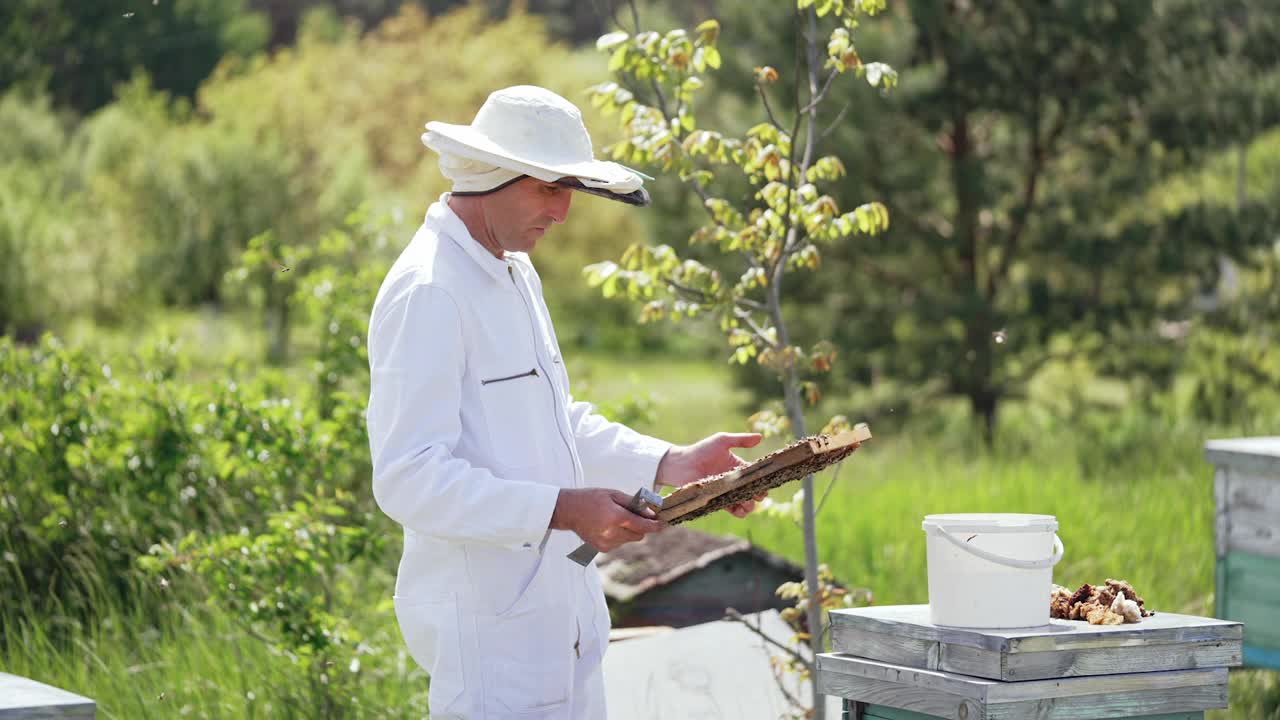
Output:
(1205, 436), (1280, 670)
(821, 605), (1242, 719)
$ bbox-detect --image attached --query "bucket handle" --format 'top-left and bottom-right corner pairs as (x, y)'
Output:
(930, 526), (1065, 570)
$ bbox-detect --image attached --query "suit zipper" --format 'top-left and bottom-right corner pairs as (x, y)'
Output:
(507, 265), (579, 488)
(480, 368), (538, 385)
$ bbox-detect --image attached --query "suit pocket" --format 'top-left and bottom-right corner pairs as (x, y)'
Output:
(477, 366), (547, 469)
(394, 595), (465, 714)
(476, 603), (572, 714)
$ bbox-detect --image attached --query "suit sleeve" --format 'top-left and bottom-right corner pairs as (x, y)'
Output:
(567, 399), (671, 495)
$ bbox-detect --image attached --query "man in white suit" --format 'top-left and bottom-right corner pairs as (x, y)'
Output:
(366, 85), (763, 719)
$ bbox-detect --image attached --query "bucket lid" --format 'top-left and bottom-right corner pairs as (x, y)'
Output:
(921, 513), (1058, 534)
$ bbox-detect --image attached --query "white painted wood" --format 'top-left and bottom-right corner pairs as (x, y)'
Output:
(1224, 470), (1280, 514)
(0, 674), (94, 719)
(1226, 506), (1280, 559)
(1205, 437), (1280, 476)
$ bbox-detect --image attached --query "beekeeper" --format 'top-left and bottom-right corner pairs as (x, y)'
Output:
(365, 85), (763, 719)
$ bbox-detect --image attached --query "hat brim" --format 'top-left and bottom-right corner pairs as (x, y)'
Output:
(553, 177), (650, 207)
(424, 121), (648, 206)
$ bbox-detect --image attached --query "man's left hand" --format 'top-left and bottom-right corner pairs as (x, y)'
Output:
(655, 432), (765, 518)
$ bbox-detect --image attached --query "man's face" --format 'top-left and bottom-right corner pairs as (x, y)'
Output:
(483, 177), (574, 254)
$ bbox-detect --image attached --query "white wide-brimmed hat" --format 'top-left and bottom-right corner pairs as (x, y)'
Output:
(421, 85), (650, 207)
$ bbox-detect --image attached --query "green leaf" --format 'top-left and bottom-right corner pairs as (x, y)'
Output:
(608, 46), (629, 72)
(695, 19), (720, 45)
(798, 0), (816, 8)
(704, 46), (721, 70)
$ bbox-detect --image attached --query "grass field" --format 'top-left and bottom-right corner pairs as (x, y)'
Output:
(584, 351), (1280, 719)
(4, 338), (1278, 718)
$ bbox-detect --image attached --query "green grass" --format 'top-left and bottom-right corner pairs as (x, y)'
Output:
(572, 351), (1280, 719)
(2, 564), (423, 720)
(5, 334), (1278, 718)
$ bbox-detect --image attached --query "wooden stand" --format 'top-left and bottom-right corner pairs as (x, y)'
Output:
(818, 605), (1242, 720)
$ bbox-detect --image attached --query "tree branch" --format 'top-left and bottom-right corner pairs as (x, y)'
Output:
(820, 101), (851, 140)
(813, 460), (844, 518)
(734, 307), (780, 348)
(756, 80), (787, 132)
(800, 68), (840, 114)
(990, 102), (1070, 295)
(724, 607), (814, 673)
(665, 277), (716, 305)
(626, 0), (640, 33)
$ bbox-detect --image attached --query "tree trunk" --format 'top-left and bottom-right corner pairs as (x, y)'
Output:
(970, 388), (998, 447)
(266, 290), (290, 365)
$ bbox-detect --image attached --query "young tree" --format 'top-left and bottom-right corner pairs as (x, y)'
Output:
(584, 2), (895, 716)
(775, 0), (1280, 442)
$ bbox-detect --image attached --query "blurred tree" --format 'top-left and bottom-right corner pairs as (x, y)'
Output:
(708, 0), (1280, 442)
(0, 0), (269, 114)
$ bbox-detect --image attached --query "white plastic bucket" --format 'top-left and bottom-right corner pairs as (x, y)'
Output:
(922, 513), (1064, 629)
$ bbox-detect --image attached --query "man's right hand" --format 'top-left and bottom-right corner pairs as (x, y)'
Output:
(550, 488), (665, 553)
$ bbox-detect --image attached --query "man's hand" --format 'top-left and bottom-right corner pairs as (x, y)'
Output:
(656, 432), (766, 518)
(550, 488), (665, 553)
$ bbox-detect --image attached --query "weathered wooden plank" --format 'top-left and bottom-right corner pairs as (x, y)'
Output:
(1002, 639), (1241, 680)
(864, 708), (1204, 720)
(863, 706), (954, 720)
(0, 673), (95, 720)
(1005, 617), (1241, 654)
(986, 685), (1226, 720)
(833, 624), (1239, 682)
(830, 624), (1003, 679)
(830, 606), (1008, 651)
(830, 606), (1242, 662)
(1205, 437), (1280, 476)
(816, 667), (984, 720)
(819, 655), (1227, 719)
(985, 668), (1226, 703)
(818, 654), (993, 701)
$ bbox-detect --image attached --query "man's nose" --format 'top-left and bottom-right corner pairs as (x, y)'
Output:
(549, 192), (572, 224)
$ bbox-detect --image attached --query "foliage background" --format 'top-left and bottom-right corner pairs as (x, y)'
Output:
(1, 0), (1278, 717)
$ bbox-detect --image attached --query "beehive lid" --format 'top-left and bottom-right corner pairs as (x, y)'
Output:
(1205, 437), (1280, 474)
(829, 604), (1241, 681)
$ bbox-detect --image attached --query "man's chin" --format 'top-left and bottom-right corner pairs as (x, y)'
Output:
(519, 228), (546, 251)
